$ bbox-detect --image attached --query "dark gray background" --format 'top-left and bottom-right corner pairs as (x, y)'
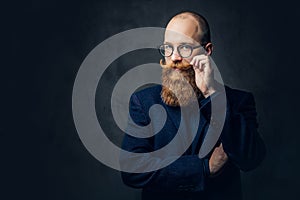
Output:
(7, 0), (300, 199)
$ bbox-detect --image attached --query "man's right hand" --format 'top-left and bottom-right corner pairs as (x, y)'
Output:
(209, 143), (228, 175)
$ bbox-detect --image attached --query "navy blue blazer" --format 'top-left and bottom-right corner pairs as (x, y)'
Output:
(121, 85), (266, 200)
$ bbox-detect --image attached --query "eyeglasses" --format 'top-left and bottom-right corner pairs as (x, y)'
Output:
(158, 43), (204, 58)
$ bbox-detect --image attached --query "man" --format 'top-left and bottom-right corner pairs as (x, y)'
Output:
(120, 11), (266, 200)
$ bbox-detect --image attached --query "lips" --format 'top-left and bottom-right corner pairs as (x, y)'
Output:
(172, 65), (192, 71)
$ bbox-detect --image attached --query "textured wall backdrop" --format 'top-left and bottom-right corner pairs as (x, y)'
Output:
(8, 0), (300, 199)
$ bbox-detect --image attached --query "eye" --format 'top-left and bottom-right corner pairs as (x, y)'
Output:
(179, 44), (192, 51)
(164, 44), (173, 50)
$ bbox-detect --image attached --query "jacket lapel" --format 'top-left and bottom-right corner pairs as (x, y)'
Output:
(161, 101), (209, 155)
(162, 103), (181, 130)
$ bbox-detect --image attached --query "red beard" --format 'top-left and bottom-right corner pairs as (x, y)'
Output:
(160, 59), (202, 107)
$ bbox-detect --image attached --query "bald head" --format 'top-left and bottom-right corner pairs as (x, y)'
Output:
(166, 11), (211, 45)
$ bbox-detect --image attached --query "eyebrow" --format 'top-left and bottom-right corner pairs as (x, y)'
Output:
(164, 42), (195, 45)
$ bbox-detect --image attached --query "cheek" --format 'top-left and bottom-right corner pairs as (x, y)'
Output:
(165, 57), (172, 63)
(183, 58), (192, 63)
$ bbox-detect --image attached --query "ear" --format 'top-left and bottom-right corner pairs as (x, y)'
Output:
(204, 43), (213, 56)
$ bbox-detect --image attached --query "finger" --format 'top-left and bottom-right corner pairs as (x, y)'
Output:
(199, 60), (207, 71)
(216, 144), (224, 152)
(194, 54), (207, 59)
(191, 55), (207, 66)
(194, 59), (200, 68)
(219, 143), (225, 152)
(194, 59), (199, 68)
(190, 56), (201, 67)
(214, 144), (223, 152)
(190, 57), (195, 66)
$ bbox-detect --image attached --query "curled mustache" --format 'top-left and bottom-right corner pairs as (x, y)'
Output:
(159, 59), (192, 71)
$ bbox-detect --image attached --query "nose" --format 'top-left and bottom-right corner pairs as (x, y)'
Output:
(171, 48), (182, 62)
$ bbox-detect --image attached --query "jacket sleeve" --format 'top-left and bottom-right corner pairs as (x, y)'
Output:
(220, 92), (266, 172)
(120, 93), (210, 192)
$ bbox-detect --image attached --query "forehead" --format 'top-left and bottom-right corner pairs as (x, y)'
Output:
(164, 17), (200, 44)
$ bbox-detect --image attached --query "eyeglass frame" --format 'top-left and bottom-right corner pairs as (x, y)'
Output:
(158, 43), (206, 58)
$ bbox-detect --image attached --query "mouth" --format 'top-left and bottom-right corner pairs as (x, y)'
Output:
(172, 66), (191, 72)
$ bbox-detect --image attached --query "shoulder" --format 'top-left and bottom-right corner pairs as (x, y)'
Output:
(224, 85), (256, 108)
(225, 85), (253, 98)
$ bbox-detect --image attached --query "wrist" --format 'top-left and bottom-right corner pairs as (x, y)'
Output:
(203, 88), (216, 98)
(202, 80), (217, 98)
(208, 158), (215, 175)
